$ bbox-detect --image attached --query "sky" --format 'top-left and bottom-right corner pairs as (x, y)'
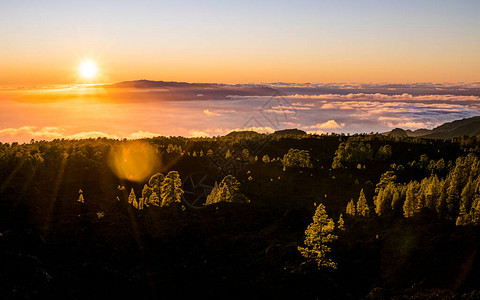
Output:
(1, 0), (479, 86)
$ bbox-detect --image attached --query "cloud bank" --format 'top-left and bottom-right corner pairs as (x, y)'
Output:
(1, 85), (479, 142)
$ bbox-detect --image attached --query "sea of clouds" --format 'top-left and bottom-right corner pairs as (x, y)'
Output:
(0, 83), (479, 143)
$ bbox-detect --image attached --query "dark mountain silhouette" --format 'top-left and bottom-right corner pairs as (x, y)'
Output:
(275, 83), (480, 97)
(388, 128), (408, 137)
(385, 116), (480, 139)
(272, 129), (307, 137)
(225, 131), (264, 139)
(404, 128), (432, 137)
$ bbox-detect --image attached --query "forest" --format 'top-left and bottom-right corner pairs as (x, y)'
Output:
(1, 130), (480, 299)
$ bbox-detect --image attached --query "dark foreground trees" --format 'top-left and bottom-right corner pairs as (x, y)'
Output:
(2, 133), (480, 298)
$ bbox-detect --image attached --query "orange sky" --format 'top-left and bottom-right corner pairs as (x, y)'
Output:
(1, 1), (479, 86)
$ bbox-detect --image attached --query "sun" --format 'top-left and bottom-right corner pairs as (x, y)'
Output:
(79, 60), (98, 79)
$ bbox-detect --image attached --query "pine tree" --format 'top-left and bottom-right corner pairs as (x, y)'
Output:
(298, 203), (338, 269)
(77, 193), (85, 203)
(469, 197), (480, 225)
(374, 181), (399, 216)
(374, 188), (385, 216)
(391, 184), (403, 213)
(376, 144), (392, 160)
(338, 214), (345, 230)
(161, 171), (184, 207)
(375, 171), (397, 194)
(128, 188), (135, 204)
(262, 155), (270, 163)
(138, 195), (146, 210)
(458, 180), (475, 219)
(425, 175), (442, 211)
(204, 175), (250, 205)
(415, 178), (428, 214)
(219, 183), (232, 202)
(148, 191), (160, 207)
(148, 173), (164, 190)
(356, 189), (370, 217)
(403, 181), (419, 218)
(282, 148), (313, 170)
(141, 184), (153, 203)
(128, 188), (139, 209)
(77, 189), (85, 203)
(346, 199), (356, 216)
(205, 182), (220, 205)
(218, 175), (249, 203)
(436, 189), (448, 218)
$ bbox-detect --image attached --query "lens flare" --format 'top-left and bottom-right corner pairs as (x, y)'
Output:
(108, 141), (160, 182)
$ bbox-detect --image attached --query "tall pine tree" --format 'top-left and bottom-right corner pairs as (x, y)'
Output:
(161, 171), (184, 207)
(356, 189), (370, 217)
(298, 203), (338, 269)
(346, 199), (356, 216)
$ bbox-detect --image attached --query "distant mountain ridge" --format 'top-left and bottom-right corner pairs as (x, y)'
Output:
(386, 116), (480, 139)
(98, 80), (279, 101)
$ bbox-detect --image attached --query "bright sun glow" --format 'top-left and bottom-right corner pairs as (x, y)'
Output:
(79, 60), (98, 79)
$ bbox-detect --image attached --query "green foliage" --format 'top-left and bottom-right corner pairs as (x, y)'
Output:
(337, 214), (345, 230)
(242, 149), (250, 159)
(3, 128), (480, 297)
(282, 148), (313, 171)
(376, 144), (392, 160)
(346, 199), (356, 216)
(161, 171), (184, 207)
(369, 153), (480, 224)
(205, 175), (249, 205)
(375, 171), (397, 194)
(262, 155), (270, 163)
(166, 144), (183, 154)
(77, 193), (85, 203)
(149, 173), (164, 188)
(374, 181), (400, 216)
(403, 181), (420, 218)
(140, 184), (152, 207)
(332, 140), (373, 169)
(298, 203), (338, 269)
(205, 182), (220, 205)
(148, 191), (160, 207)
(128, 188), (139, 209)
(128, 173), (166, 209)
(356, 189), (370, 217)
(128, 171), (182, 209)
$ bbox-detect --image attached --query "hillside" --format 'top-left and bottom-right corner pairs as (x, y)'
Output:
(2, 132), (480, 298)
(386, 116), (480, 139)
